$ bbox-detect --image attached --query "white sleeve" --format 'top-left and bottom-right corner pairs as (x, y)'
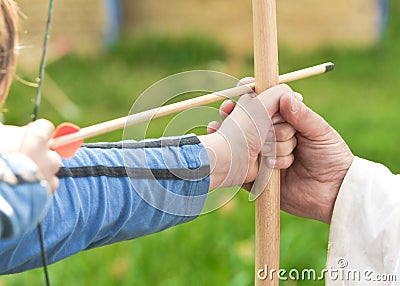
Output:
(327, 157), (400, 286)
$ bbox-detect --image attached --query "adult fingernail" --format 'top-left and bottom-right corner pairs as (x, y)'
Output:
(290, 92), (300, 113)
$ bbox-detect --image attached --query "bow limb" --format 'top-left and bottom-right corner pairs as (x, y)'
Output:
(32, 0), (56, 286)
(251, 0), (280, 285)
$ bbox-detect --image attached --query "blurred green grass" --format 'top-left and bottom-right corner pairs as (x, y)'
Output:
(2, 2), (400, 285)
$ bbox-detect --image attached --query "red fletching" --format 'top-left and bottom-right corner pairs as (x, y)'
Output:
(52, 123), (82, 158)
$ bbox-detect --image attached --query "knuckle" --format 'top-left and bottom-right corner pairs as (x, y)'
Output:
(238, 77), (255, 86)
(290, 138), (297, 151)
(274, 124), (285, 140)
(28, 120), (55, 143)
(49, 151), (62, 172)
(278, 84), (292, 93)
(275, 123), (292, 141)
(276, 137), (297, 156)
(276, 154), (294, 169)
(51, 178), (59, 194)
(37, 119), (55, 132)
(32, 133), (49, 145)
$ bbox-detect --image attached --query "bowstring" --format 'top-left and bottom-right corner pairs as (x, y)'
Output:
(33, 1), (56, 286)
(33, 0), (55, 121)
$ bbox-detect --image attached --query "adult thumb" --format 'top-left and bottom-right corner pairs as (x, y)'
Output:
(279, 92), (331, 138)
(256, 84), (293, 116)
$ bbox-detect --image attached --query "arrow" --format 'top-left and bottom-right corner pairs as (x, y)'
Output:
(51, 62), (334, 158)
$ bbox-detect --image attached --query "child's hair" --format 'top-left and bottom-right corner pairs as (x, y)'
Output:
(0, 0), (16, 105)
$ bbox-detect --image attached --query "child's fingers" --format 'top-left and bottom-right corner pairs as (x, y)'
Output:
(28, 119), (55, 141)
(47, 150), (61, 174)
(45, 151), (61, 193)
(237, 77), (256, 97)
(237, 77), (255, 86)
(207, 121), (221, 134)
(219, 100), (236, 121)
(48, 177), (59, 194)
(218, 77), (255, 122)
(275, 122), (296, 142)
(253, 84), (293, 116)
(21, 120), (55, 156)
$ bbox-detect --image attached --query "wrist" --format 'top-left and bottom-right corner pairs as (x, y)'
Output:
(199, 133), (233, 190)
(319, 154), (354, 224)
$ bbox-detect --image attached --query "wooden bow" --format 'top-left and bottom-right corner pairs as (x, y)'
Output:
(252, 0), (280, 285)
(33, 0), (56, 285)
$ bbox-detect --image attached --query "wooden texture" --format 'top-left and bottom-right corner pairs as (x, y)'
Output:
(49, 63), (331, 149)
(252, 0), (280, 285)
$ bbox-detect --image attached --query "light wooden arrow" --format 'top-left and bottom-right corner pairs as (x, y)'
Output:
(49, 62), (333, 158)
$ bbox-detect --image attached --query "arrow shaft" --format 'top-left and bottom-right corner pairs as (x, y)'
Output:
(50, 62), (333, 149)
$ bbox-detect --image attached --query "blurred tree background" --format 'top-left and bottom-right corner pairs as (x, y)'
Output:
(1, 0), (399, 285)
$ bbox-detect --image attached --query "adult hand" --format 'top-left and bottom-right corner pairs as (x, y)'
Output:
(0, 119), (61, 193)
(208, 77), (298, 170)
(278, 92), (354, 223)
(210, 79), (354, 224)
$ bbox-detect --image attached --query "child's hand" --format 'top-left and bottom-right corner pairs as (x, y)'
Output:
(208, 96), (297, 170)
(199, 84), (297, 190)
(208, 77), (298, 170)
(0, 119), (61, 193)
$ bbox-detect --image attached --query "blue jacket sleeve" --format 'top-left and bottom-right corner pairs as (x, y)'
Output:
(0, 135), (210, 274)
(0, 153), (51, 240)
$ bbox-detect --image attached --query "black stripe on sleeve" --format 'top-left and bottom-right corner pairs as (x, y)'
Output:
(57, 165), (210, 181)
(0, 211), (13, 239)
(83, 136), (200, 150)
